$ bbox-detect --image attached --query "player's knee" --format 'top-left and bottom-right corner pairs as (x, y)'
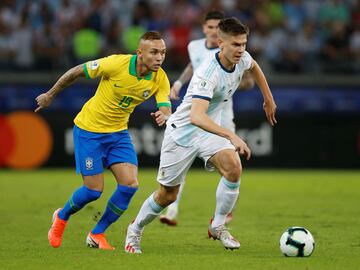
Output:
(157, 186), (178, 206)
(165, 191), (178, 204)
(124, 179), (139, 188)
(222, 161), (242, 182)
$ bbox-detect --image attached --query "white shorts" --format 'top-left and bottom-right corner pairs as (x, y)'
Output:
(157, 129), (235, 187)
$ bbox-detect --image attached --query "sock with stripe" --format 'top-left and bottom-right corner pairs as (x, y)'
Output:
(212, 177), (240, 228)
(58, 185), (102, 221)
(92, 184), (138, 234)
(131, 192), (164, 232)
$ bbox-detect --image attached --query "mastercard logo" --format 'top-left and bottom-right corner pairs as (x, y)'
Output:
(0, 111), (53, 169)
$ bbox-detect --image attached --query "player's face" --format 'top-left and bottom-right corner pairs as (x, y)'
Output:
(203, 19), (221, 47)
(219, 33), (247, 65)
(138, 39), (166, 72)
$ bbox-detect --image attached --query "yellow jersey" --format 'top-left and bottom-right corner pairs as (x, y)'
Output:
(74, 54), (171, 133)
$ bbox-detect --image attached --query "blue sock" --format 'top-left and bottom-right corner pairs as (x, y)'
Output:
(92, 184), (138, 234)
(58, 186), (102, 221)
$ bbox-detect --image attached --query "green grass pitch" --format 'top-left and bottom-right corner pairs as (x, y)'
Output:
(0, 169), (359, 270)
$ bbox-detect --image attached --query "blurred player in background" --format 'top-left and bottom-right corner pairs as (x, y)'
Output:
(35, 31), (171, 250)
(160, 10), (255, 226)
(125, 18), (277, 253)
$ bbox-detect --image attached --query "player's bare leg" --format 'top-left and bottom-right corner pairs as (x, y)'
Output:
(125, 185), (179, 253)
(207, 149), (241, 249)
(159, 182), (185, 226)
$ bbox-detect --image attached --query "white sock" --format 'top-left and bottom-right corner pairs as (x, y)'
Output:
(132, 193), (164, 231)
(165, 182), (185, 218)
(212, 177), (240, 228)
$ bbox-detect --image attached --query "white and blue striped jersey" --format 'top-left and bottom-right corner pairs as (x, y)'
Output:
(188, 38), (219, 70)
(168, 51), (253, 147)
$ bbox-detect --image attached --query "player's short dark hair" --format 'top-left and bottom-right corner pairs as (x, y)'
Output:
(204, 10), (225, 22)
(140, 31), (163, 41)
(218, 17), (249, 36)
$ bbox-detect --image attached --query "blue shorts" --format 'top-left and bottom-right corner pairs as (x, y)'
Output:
(73, 125), (138, 176)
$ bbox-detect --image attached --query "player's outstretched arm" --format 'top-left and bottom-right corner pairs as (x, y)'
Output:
(170, 63), (193, 100)
(249, 60), (277, 126)
(190, 98), (251, 160)
(238, 71), (255, 91)
(35, 64), (85, 112)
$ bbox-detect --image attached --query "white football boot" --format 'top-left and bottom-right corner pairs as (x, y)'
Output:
(125, 223), (143, 254)
(208, 219), (240, 250)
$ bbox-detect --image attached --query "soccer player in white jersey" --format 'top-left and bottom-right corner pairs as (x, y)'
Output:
(160, 11), (254, 226)
(125, 18), (277, 253)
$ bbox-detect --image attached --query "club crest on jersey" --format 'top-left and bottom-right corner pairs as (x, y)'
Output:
(89, 60), (99, 70)
(85, 157), (93, 170)
(143, 90), (150, 98)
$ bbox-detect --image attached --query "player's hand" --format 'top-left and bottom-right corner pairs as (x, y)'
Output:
(263, 98), (277, 126)
(35, 93), (53, 112)
(151, 111), (169, 127)
(230, 136), (251, 160)
(169, 81), (182, 100)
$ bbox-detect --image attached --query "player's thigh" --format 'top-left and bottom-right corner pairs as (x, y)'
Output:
(105, 130), (138, 186)
(73, 125), (106, 176)
(110, 162), (138, 187)
(209, 148), (242, 178)
(105, 130), (138, 169)
(198, 134), (237, 172)
(157, 136), (197, 187)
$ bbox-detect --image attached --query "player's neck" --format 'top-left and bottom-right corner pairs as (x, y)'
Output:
(218, 52), (235, 70)
(206, 39), (218, 49)
(136, 58), (151, 78)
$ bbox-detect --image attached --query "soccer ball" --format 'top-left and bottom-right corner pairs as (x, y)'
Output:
(280, 227), (315, 257)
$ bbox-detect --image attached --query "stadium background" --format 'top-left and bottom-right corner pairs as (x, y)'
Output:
(1, 1), (360, 269)
(0, 0), (359, 169)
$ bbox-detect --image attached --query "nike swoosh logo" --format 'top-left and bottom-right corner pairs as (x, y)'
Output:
(114, 83), (121, 88)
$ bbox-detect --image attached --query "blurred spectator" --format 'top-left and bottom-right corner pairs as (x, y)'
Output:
(350, 0), (360, 72)
(122, 0), (149, 53)
(0, 17), (15, 70)
(72, 19), (102, 63)
(321, 21), (351, 73)
(319, 0), (351, 37)
(102, 18), (124, 56)
(283, 0), (307, 33)
(294, 20), (322, 73)
(34, 18), (64, 70)
(12, 4), (34, 70)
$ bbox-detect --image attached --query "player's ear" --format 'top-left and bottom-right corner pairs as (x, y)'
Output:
(136, 49), (142, 57)
(202, 23), (207, 34)
(218, 38), (224, 49)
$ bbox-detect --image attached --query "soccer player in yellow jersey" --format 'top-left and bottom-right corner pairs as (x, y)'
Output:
(35, 31), (171, 250)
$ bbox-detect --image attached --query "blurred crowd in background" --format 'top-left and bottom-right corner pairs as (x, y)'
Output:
(0, 0), (359, 74)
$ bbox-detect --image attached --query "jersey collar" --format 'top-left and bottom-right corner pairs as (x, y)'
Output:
(215, 52), (236, 73)
(204, 39), (218, 50)
(129, 55), (152, 80)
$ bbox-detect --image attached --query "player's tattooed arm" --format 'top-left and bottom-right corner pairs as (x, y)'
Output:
(35, 64), (85, 112)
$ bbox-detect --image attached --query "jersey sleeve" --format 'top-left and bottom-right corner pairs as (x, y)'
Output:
(191, 60), (217, 101)
(241, 51), (253, 70)
(154, 70), (171, 108)
(83, 54), (122, 79)
(187, 41), (196, 66)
